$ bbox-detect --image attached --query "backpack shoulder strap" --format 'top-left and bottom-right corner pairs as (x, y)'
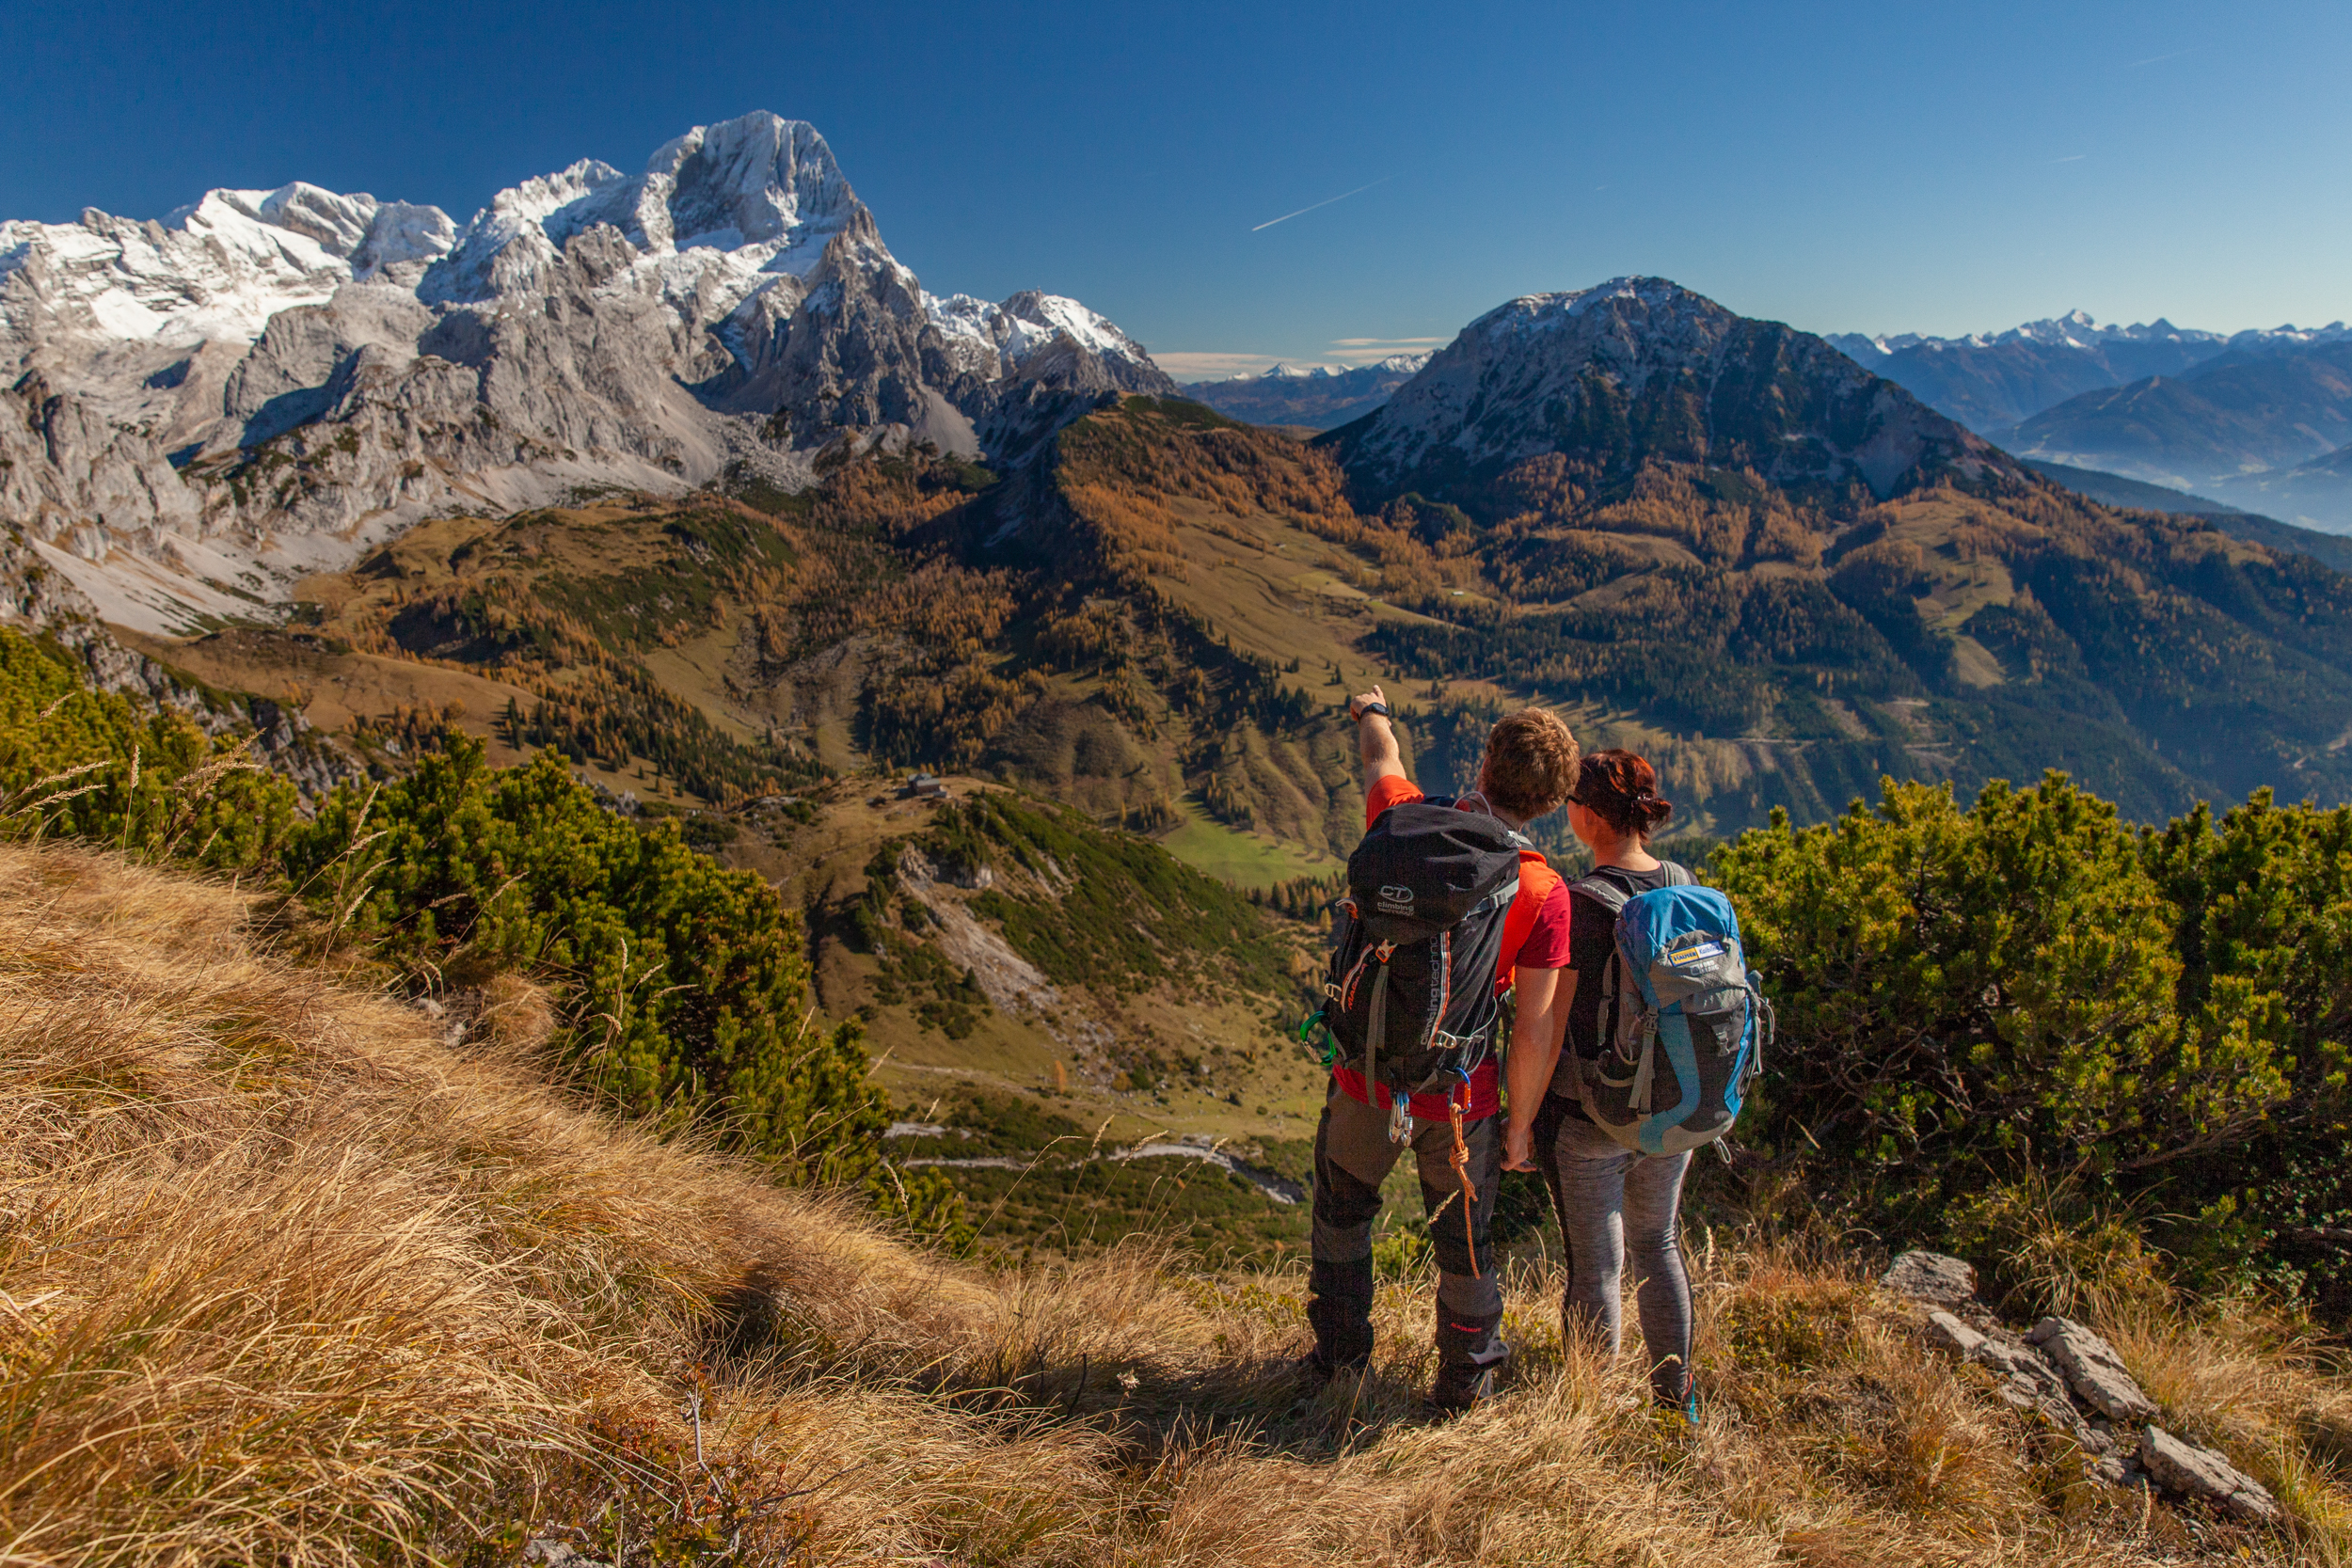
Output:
(1570, 861), (1693, 912)
(1565, 870), (1631, 915)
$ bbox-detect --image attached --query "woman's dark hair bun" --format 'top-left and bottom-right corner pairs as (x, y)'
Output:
(1573, 749), (1673, 839)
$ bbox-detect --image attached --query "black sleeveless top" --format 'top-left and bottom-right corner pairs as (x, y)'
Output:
(1546, 862), (1679, 1109)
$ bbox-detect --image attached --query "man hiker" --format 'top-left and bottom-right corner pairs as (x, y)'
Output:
(1299, 684), (1581, 1410)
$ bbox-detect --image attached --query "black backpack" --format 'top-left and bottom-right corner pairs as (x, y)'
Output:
(1322, 800), (1525, 1113)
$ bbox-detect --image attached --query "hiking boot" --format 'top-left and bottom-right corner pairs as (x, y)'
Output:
(1651, 1359), (1699, 1428)
(1426, 1338), (1513, 1414)
(1290, 1350), (1366, 1393)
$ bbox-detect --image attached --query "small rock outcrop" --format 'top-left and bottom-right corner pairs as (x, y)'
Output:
(1972, 1334), (2075, 1411)
(2027, 1317), (2160, 1423)
(1882, 1249), (1978, 1306)
(2141, 1427), (2280, 1524)
(1923, 1309), (1983, 1356)
(1908, 1284), (2285, 1521)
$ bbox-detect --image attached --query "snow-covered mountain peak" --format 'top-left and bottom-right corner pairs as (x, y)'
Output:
(642, 114), (853, 254)
(921, 291), (1153, 382)
(1466, 277), (1697, 341)
(0, 111), (1174, 633)
(0, 182), (456, 358)
(426, 114), (862, 305)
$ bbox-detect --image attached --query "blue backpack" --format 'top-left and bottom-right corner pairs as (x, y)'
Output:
(1569, 864), (1772, 1156)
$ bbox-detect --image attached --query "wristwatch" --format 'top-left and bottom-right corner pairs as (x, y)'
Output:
(1355, 701), (1391, 721)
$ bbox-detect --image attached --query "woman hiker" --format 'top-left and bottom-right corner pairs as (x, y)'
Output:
(1502, 747), (1700, 1418)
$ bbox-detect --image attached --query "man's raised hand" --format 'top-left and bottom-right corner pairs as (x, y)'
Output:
(1349, 685), (1389, 722)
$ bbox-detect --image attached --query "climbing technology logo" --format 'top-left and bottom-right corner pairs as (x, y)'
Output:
(1377, 884), (1416, 914)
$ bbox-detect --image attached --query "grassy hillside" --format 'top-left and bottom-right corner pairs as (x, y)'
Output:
(8, 835), (2348, 1565)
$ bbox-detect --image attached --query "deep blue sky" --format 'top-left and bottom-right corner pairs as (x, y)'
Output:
(6, 0), (2345, 375)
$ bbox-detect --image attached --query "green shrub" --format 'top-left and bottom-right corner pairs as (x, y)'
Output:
(285, 736), (886, 1180)
(1711, 770), (2323, 1304)
(0, 627), (298, 869)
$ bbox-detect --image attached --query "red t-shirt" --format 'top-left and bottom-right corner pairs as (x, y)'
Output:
(1329, 775), (1570, 1122)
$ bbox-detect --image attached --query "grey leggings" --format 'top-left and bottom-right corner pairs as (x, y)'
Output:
(1539, 1102), (1693, 1404)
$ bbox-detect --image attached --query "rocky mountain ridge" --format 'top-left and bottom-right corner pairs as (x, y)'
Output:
(1324, 277), (2018, 510)
(0, 111), (1172, 632)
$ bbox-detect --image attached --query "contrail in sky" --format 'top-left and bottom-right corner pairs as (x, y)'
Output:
(2125, 47), (2197, 67)
(1252, 177), (1391, 231)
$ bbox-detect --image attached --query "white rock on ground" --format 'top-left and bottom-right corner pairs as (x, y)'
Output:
(2140, 1426), (2280, 1524)
(1925, 1309), (1985, 1356)
(1882, 1250), (1978, 1305)
(2028, 1317), (2160, 1423)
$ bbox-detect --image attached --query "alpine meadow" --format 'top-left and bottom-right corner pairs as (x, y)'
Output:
(6, 99), (2352, 1567)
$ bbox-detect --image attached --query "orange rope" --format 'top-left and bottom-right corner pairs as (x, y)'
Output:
(1447, 1080), (1480, 1278)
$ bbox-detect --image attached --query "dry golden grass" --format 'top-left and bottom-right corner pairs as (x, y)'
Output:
(1, 839), (2345, 1565)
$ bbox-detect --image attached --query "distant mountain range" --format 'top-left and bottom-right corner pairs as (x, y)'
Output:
(1194, 309), (2352, 534)
(1174, 356), (1429, 430)
(1825, 313), (2352, 532)
(1992, 342), (2352, 531)
(1821, 312), (2345, 431)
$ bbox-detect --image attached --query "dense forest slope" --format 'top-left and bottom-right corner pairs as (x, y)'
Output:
(88, 312), (2352, 846)
(39, 273), (2352, 853)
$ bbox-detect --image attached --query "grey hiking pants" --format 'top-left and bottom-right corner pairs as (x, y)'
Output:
(1537, 1101), (1694, 1404)
(1307, 1078), (1505, 1374)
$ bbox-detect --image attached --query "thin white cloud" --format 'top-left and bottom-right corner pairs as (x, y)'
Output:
(2050, 153), (2089, 163)
(1330, 337), (1448, 348)
(2125, 47), (2197, 68)
(1251, 177), (1391, 232)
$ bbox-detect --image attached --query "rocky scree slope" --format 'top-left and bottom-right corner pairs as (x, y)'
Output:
(0, 111), (1171, 632)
